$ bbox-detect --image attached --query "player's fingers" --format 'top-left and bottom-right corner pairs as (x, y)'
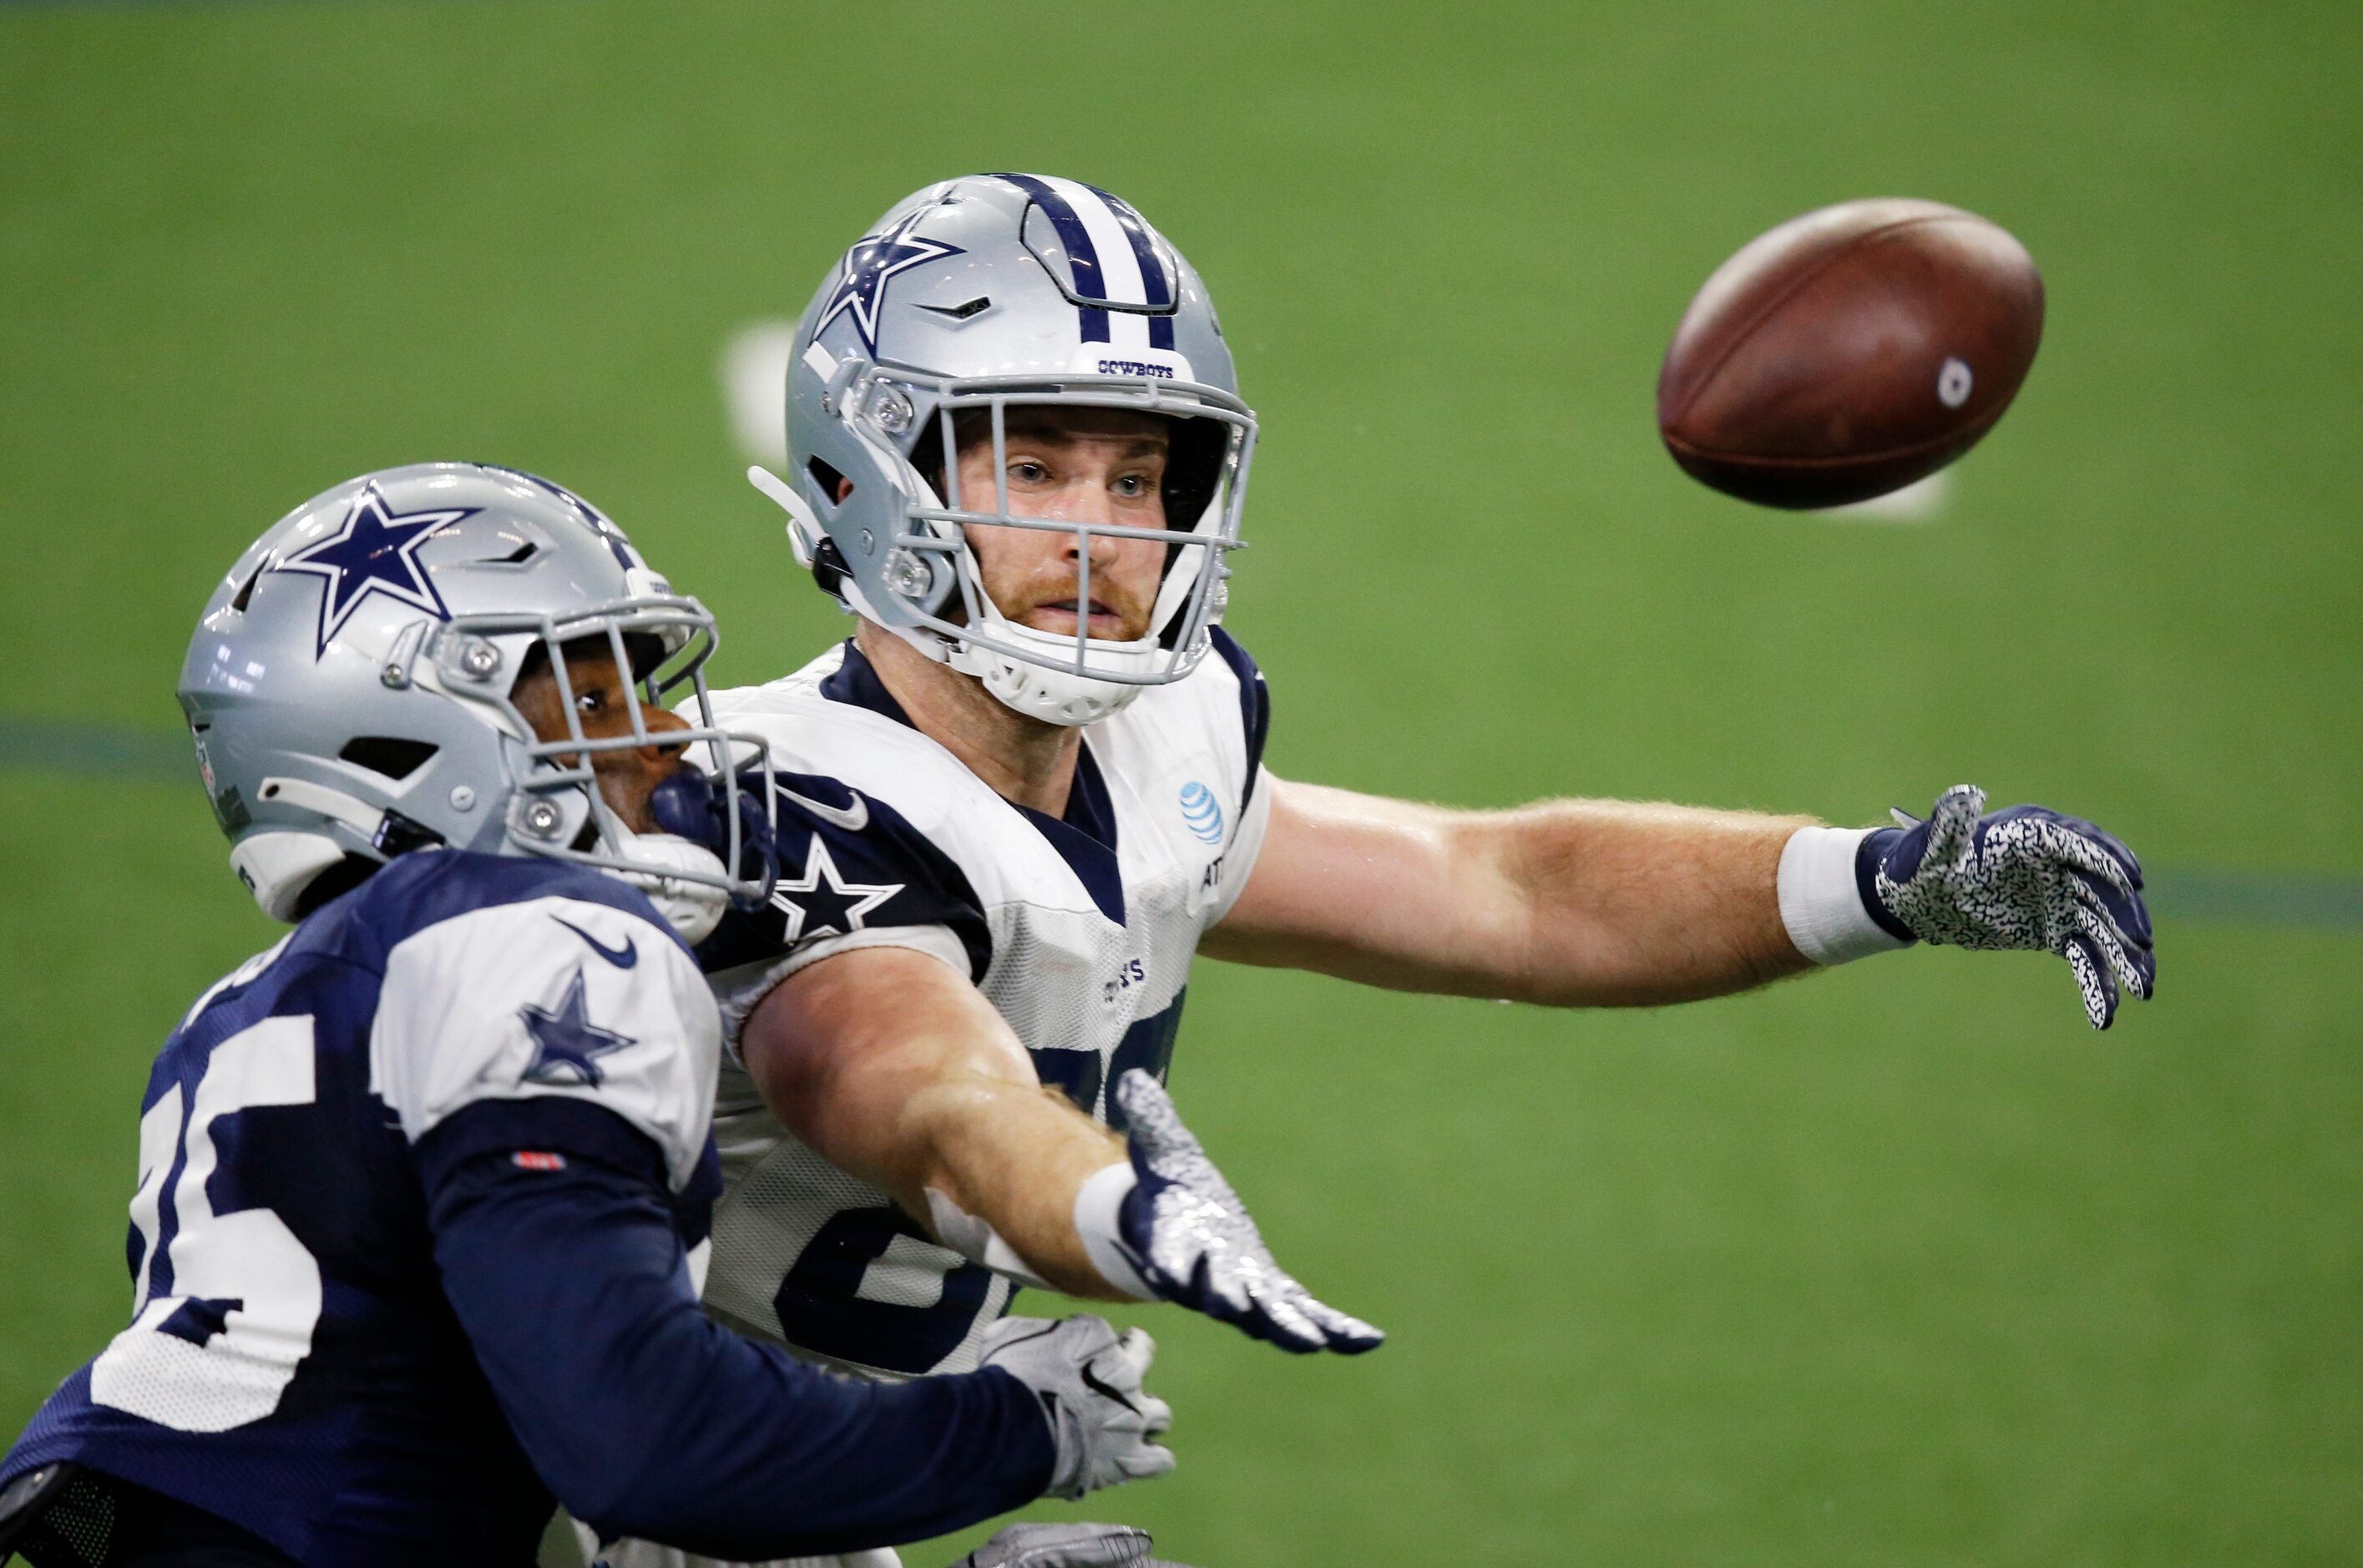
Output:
(1115, 1071), (1197, 1161)
(1111, 1326), (1157, 1382)
(1922, 785), (1984, 873)
(2062, 933), (2117, 1030)
(2068, 876), (2154, 989)
(2060, 859), (2154, 953)
(1248, 1287), (1329, 1354)
(1088, 1347), (1147, 1402)
(1192, 1257), (1257, 1323)
(2048, 812), (2144, 888)
(1295, 1293), (1387, 1353)
(2072, 897), (2153, 1003)
(1118, 1440), (1177, 1481)
(2069, 864), (2153, 949)
(1115, 1388), (1171, 1435)
(2041, 822), (2141, 902)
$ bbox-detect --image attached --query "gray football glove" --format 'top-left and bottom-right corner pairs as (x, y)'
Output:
(946, 1521), (1196, 1567)
(1864, 784), (2156, 1029)
(1114, 1071), (1384, 1355)
(977, 1315), (1174, 1500)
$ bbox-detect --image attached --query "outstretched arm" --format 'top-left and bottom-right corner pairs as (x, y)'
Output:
(1205, 776), (2155, 1029)
(741, 947), (1381, 1351)
(1203, 776), (1814, 1006)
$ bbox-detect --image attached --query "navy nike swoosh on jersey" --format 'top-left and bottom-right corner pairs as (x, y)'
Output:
(551, 917), (636, 969)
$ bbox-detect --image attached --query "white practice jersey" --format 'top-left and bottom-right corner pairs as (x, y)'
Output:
(691, 631), (1272, 1376)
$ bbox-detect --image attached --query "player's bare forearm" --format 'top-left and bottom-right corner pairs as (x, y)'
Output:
(1206, 777), (1815, 1006)
(739, 946), (1131, 1300)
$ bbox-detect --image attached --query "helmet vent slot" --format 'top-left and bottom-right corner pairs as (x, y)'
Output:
(918, 296), (992, 321)
(480, 537), (539, 565)
(807, 457), (851, 506)
(229, 563), (266, 614)
(337, 736), (439, 781)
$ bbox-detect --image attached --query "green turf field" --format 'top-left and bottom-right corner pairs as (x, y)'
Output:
(3, 2), (2359, 1562)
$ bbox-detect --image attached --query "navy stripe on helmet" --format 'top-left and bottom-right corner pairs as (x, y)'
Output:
(1079, 183), (1175, 309)
(994, 172), (1111, 342)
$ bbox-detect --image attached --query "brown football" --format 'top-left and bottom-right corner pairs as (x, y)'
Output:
(1657, 199), (2044, 508)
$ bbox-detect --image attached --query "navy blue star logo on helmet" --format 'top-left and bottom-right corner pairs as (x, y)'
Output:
(274, 485), (476, 656)
(519, 968), (635, 1087)
(814, 206), (966, 357)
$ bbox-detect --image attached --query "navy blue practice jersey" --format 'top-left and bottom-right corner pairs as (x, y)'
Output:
(1, 852), (725, 1563)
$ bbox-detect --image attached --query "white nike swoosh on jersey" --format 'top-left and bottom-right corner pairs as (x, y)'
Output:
(778, 784), (869, 832)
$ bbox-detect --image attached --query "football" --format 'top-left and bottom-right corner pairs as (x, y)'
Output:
(1656, 199), (2045, 508)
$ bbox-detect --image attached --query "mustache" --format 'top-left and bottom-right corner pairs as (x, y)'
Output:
(1003, 571), (1154, 629)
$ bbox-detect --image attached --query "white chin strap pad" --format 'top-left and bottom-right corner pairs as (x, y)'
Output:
(612, 832), (732, 944)
(230, 831), (353, 923)
(944, 620), (1158, 728)
(965, 649), (1143, 726)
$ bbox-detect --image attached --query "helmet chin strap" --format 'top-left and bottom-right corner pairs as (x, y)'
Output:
(610, 827), (732, 943)
(933, 544), (1161, 728)
(944, 622), (1156, 727)
(841, 566), (1155, 729)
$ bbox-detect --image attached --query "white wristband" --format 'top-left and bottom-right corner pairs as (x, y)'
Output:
(924, 1188), (1053, 1292)
(1777, 826), (1911, 966)
(1072, 1162), (1155, 1301)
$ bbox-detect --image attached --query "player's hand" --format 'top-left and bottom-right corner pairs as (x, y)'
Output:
(1114, 1070), (1384, 1355)
(646, 763), (778, 907)
(976, 1314), (1174, 1500)
(1865, 784), (2155, 1029)
(947, 1522), (1197, 1567)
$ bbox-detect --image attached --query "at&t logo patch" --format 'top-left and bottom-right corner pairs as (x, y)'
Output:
(1178, 781), (1224, 844)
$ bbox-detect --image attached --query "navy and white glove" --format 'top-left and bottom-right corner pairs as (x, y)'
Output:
(948, 1522), (1195, 1567)
(647, 765), (778, 908)
(1860, 784), (2156, 1029)
(1100, 1070), (1384, 1356)
(977, 1314), (1174, 1500)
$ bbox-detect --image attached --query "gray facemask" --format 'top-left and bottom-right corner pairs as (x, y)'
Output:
(754, 173), (1257, 727)
(180, 463), (772, 939)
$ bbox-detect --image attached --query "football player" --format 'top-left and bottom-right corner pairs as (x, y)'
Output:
(704, 170), (2158, 1348)
(667, 174), (2153, 1566)
(0, 465), (1182, 1568)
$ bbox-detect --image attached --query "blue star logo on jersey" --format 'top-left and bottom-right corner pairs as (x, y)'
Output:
(273, 486), (478, 656)
(772, 834), (903, 945)
(519, 968), (635, 1087)
(813, 205), (966, 357)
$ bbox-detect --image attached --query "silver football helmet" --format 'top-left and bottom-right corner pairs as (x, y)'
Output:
(751, 173), (1255, 726)
(178, 463), (772, 939)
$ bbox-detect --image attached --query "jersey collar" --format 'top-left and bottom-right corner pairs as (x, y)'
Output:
(822, 640), (1124, 923)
